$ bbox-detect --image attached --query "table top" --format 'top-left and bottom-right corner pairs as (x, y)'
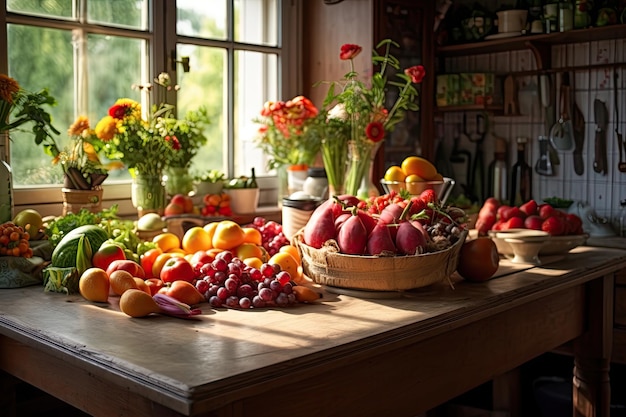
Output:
(1, 245), (625, 416)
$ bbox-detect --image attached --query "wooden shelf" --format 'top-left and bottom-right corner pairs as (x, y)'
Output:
(436, 24), (626, 61)
(436, 104), (502, 113)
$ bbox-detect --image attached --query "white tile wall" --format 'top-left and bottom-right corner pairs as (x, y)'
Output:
(441, 38), (626, 227)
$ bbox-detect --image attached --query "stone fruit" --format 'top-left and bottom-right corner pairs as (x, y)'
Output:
(457, 237), (499, 282)
(160, 257), (195, 283)
(182, 226), (212, 253)
(212, 220), (245, 250)
(92, 243), (126, 271)
(152, 232), (181, 253)
(137, 212), (166, 231)
(79, 267), (110, 302)
(162, 280), (204, 305)
(106, 259), (146, 279)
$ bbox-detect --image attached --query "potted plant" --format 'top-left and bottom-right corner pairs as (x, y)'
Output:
(224, 169), (259, 214)
(194, 169), (226, 196)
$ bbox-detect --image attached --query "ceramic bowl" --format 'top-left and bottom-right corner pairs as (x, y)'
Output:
(501, 230), (550, 265)
(488, 229), (588, 256)
(380, 177), (455, 204)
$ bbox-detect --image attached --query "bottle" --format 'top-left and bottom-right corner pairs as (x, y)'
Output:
(248, 167), (258, 188)
(619, 199), (626, 237)
(0, 134), (14, 223)
(488, 137), (508, 203)
(509, 136), (532, 207)
(544, 0), (559, 33)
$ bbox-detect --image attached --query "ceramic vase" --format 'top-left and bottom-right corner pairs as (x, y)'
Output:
(131, 171), (166, 217)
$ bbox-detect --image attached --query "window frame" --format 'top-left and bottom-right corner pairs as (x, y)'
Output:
(1, 0), (301, 217)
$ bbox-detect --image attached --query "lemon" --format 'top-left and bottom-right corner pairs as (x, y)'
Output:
(384, 165), (406, 182)
(405, 174), (424, 183)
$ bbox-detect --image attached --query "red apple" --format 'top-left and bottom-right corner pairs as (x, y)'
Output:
(164, 202), (184, 216)
(92, 243), (126, 271)
(106, 259), (145, 279)
(189, 250), (214, 271)
(160, 257), (195, 283)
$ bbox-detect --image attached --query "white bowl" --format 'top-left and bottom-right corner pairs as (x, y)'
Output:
(488, 229), (588, 256)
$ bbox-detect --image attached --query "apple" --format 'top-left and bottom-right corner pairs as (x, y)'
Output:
(160, 257), (195, 283)
(170, 194), (194, 213)
(106, 259), (146, 279)
(189, 250), (215, 271)
(164, 202), (184, 216)
(92, 243), (126, 271)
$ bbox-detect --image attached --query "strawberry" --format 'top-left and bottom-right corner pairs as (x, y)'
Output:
(502, 206), (524, 221)
(519, 199), (538, 216)
(497, 205), (511, 220)
(419, 189), (436, 204)
(503, 216), (524, 230)
(524, 215), (543, 230)
(539, 204), (555, 219)
(565, 213), (583, 235)
(541, 215), (565, 236)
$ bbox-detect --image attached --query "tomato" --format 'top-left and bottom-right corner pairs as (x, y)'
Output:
(160, 257), (195, 283)
(456, 237), (500, 282)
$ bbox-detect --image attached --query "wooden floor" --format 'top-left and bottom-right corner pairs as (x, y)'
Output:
(4, 354), (625, 417)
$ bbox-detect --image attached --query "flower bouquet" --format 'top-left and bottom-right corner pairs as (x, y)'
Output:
(318, 40), (426, 198)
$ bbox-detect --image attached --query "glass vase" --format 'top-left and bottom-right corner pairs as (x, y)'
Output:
(131, 171), (166, 217)
(357, 142), (381, 200)
(165, 166), (194, 197)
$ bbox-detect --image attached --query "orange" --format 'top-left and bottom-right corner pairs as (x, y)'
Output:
(182, 226), (212, 254)
(119, 289), (160, 318)
(279, 244), (302, 265)
(109, 270), (138, 296)
(79, 267), (110, 303)
(242, 227), (262, 245)
(153, 232), (181, 253)
(401, 156), (438, 180)
(383, 165), (406, 182)
(235, 242), (264, 260)
(268, 251), (299, 280)
(212, 220), (245, 250)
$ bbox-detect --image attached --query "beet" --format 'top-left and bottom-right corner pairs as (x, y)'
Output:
(366, 222), (397, 255)
(337, 214), (367, 255)
(395, 221), (427, 255)
(379, 203), (404, 225)
(303, 202), (336, 248)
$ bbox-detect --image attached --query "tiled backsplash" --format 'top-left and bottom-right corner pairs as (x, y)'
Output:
(440, 37), (625, 229)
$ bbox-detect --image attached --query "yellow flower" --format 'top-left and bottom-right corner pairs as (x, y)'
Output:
(68, 115), (90, 136)
(95, 116), (118, 141)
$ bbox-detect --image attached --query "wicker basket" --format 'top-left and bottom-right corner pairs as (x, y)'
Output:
(293, 230), (467, 291)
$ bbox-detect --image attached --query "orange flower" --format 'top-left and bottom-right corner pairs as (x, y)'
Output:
(68, 115), (91, 136)
(339, 44), (362, 60)
(0, 74), (20, 103)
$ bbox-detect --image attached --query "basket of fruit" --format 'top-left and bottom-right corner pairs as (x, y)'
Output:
(293, 193), (468, 292)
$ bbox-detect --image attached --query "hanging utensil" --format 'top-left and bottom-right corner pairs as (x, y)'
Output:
(593, 98), (608, 175)
(615, 69), (626, 173)
(539, 73), (560, 166)
(572, 100), (585, 176)
(535, 135), (553, 176)
(550, 72), (574, 151)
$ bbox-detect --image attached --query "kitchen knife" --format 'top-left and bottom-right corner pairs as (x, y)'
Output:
(593, 99), (608, 175)
(572, 101), (585, 175)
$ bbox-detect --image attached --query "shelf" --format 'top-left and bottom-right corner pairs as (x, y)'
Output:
(436, 104), (502, 113)
(436, 24), (626, 61)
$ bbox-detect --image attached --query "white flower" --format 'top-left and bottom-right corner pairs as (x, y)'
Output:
(327, 103), (348, 121)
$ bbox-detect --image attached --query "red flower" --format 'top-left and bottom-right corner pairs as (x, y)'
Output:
(108, 103), (132, 119)
(165, 135), (181, 150)
(405, 65), (426, 84)
(339, 44), (362, 60)
(365, 121), (384, 142)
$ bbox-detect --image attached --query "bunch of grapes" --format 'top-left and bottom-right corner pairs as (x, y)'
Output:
(196, 250), (298, 309)
(0, 222), (33, 258)
(246, 217), (289, 256)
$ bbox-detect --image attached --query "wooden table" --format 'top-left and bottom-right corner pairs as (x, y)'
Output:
(0, 246), (625, 417)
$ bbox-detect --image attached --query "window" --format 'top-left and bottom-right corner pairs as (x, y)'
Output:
(3, 0), (299, 212)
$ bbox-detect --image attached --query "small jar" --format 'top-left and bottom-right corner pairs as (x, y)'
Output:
(281, 197), (320, 242)
(303, 167), (328, 199)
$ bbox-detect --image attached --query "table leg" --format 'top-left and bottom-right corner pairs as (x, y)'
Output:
(573, 273), (614, 417)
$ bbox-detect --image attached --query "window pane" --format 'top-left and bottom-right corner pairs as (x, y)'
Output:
(7, 0), (74, 19)
(176, 0), (226, 40)
(88, 34), (147, 181)
(234, 49), (278, 177)
(8, 24), (73, 186)
(234, 0), (278, 46)
(176, 45), (226, 177)
(87, 0), (148, 30)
